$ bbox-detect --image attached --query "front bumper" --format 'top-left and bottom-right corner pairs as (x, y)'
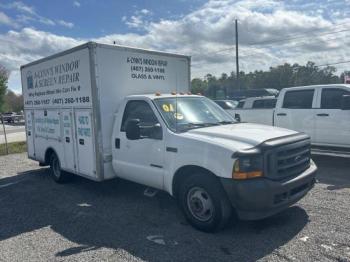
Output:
(220, 161), (317, 220)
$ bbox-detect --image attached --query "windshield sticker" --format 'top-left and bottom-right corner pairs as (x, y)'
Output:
(174, 113), (184, 120)
(162, 104), (175, 112)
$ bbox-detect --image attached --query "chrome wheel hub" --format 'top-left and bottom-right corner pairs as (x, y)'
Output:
(187, 187), (214, 222)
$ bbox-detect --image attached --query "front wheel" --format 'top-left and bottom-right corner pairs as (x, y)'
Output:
(178, 173), (232, 232)
(49, 153), (70, 183)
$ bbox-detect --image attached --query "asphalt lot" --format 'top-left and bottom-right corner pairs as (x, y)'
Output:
(0, 153), (349, 262)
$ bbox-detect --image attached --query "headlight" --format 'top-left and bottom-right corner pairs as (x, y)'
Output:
(232, 155), (264, 180)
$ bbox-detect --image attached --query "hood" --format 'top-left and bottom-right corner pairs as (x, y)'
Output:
(184, 123), (298, 149)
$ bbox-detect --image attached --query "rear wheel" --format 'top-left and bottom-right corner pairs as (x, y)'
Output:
(178, 173), (232, 232)
(49, 152), (70, 183)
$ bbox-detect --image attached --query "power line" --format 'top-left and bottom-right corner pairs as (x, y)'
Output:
(191, 23), (350, 57)
(247, 28), (350, 47)
(191, 31), (350, 68)
(316, 60), (350, 67)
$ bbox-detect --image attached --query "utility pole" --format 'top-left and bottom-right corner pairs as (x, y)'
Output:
(1, 116), (9, 155)
(235, 19), (240, 90)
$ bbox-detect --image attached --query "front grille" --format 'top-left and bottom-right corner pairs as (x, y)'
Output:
(266, 139), (311, 180)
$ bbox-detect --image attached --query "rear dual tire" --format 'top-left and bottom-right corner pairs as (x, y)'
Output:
(178, 173), (233, 232)
(49, 153), (70, 183)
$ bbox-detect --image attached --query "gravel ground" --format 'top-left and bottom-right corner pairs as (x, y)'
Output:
(0, 153), (349, 262)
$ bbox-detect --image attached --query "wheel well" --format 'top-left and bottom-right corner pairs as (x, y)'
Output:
(172, 165), (217, 199)
(44, 148), (56, 165)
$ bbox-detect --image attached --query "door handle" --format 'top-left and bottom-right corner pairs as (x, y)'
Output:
(79, 139), (84, 145)
(317, 113), (329, 117)
(115, 138), (120, 149)
(277, 113), (287, 116)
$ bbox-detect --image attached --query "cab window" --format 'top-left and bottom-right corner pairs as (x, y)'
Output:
(283, 90), (314, 109)
(321, 88), (350, 109)
(252, 99), (276, 109)
(121, 100), (158, 131)
(236, 101), (245, 109)
(252, 100), (264, 108)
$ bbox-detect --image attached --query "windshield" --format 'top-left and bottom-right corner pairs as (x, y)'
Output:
(154, 96), (236, 132)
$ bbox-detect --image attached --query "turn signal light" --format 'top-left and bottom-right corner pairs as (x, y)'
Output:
(232, 158), (263, 180)
(232, 171), (263, 180)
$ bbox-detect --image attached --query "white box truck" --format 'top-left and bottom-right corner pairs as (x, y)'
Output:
(21, 42), (316, 232)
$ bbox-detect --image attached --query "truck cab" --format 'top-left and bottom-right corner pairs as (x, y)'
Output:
(111, 94), (316, 231)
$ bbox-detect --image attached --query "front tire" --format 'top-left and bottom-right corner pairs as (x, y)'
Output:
(178, 173), (232, 232)
(49, 153), (70, 183)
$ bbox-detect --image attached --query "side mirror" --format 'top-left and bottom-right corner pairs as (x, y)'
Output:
(150, 123), (163, 140)
(125, 119), (140, 140)
(341, 95), (350, 110)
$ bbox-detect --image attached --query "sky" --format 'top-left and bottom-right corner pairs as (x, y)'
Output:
(0, 0), (350, 93)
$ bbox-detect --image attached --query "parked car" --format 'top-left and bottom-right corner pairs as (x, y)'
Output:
(0, 112), (22, 123)
(228, 88), (279, 101)
(233, 85), (350, 156)
(232, 96), (277, 123)
(21, 42), (316, 232)
(214, 100), (238, 115)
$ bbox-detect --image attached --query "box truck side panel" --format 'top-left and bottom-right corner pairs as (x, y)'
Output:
(21, 47), (93, 110)
(75, 109), (96, 177)
(21, 46), (99, 179)
(61, 109), (76, 172)
(95, 45), (190, 179)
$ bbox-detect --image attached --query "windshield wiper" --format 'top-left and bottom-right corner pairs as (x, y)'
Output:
(217, 121), (236, 125)
(178, 122), (220, 131)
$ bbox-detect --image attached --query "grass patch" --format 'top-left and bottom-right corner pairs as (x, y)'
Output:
(0, 141), (27, 156)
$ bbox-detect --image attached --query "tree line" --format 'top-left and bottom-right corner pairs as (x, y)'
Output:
(191, 61), (349, 98)
(0, 65), (23, 113)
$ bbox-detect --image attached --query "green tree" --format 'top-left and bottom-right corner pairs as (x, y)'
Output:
(0, 65), (9, 112)
(3, 90), (24, 112)
(193, 61), (342, 96)
(191, 78), (208, 94)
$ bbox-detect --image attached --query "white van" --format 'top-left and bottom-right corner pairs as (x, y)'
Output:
(21, 42), (316, 232)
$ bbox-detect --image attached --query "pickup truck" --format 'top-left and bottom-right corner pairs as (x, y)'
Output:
(232, 96), (277, 124)
(21, 42), (317, 232)
(0, 112), (23, 123)
(214, 99), (238, 116)
(233, 85), (350, 156)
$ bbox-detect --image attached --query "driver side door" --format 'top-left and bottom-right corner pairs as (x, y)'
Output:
(115, 100), (165, 189)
